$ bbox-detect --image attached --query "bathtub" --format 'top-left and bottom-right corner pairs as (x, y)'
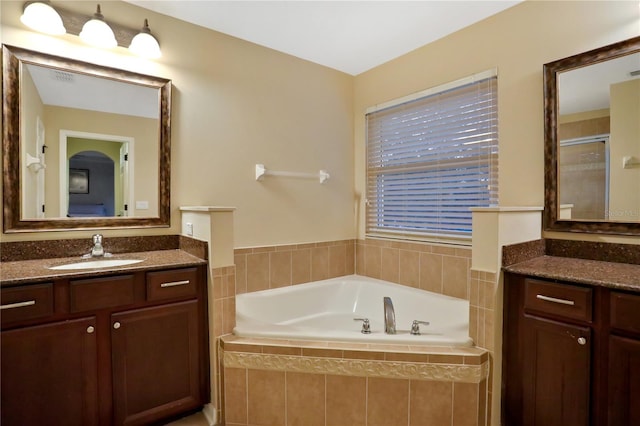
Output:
(234, 275), (473, 346)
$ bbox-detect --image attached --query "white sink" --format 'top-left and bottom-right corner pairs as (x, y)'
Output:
(49, 259), (143, 270)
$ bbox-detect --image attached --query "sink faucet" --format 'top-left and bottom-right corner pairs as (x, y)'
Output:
(383, 296), (396, 334)
(90, 234), (105, 257)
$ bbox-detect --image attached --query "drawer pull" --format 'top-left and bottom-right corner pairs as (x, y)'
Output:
(0, 300), (36, 310)
(160, 280), (190, 288)
(536, 294), (575, 306)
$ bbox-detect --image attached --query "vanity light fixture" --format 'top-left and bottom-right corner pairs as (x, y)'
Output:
(19, 2), (162, 59)
(129, 19), (161, 59)
(79, 4), (117, 49)
(20, 1), (66, 35)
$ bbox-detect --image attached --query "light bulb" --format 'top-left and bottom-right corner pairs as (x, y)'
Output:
(129, 19), (161, 59)
(79, 4), (117, 49)
(20, 2), (66, 35)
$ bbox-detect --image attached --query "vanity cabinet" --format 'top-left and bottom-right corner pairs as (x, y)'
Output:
(503, 273), (640, 426)
(0, 265), (209, 426)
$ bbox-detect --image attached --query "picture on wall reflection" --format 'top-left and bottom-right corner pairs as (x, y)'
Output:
(69, 168), (89, 194)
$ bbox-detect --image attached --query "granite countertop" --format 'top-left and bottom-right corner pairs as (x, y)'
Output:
(503, 255), (640, 293)
(0, 249), (207, 287)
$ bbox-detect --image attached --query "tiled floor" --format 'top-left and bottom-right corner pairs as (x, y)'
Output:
(165, 411), (209, 426)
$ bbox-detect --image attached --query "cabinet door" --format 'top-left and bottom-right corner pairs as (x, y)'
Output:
(0, 317), (98, 426)
(111, 300), (201, 425)
(522, 315), (591, 426)
(608, 335), (640, 426)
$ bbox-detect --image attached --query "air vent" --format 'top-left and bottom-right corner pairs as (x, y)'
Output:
(630, 69), (640, 77)
(49, 69), (75, 83)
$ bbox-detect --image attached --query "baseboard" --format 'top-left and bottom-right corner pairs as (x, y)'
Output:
(202, 403), (217, 426)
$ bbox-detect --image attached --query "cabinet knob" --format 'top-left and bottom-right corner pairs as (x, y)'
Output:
(87, 326), (95, 334)
(113, 322), (121, 330)
(577, 337), (587, 345)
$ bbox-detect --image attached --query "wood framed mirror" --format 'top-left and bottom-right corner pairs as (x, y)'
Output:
(544, 36), (640, 235)
(2, 45), (171, 233)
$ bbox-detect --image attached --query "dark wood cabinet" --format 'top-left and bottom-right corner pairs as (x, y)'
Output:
(1, 317), (99, 426)
(607, 335), (640, 425)
(112, 300), (201, 425)
(0, 265), (208, 426)
(503, 273), (640, 426)
(522, 315), (591, 426)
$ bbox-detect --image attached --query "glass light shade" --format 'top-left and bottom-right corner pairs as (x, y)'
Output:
(20, 2), (66, 35)
(79, 6), (117, 49)
(129, 20), (161, 59)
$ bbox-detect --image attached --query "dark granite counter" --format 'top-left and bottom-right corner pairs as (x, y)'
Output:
(0, 249), (206, 287)
(503, 255), (640, 293)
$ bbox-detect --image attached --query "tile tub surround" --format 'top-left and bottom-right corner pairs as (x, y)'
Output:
(220, 335), (489, 426)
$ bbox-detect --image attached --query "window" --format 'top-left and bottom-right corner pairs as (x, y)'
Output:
(365, 70), (498, 242)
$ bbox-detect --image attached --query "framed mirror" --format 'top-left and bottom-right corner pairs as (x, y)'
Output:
(2, 45), (171, 232)
(544, 36), (640, 235)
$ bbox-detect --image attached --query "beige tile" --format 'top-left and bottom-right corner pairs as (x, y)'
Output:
(453, 382), (479, 426)
(482, 280), (495, 310)
(345, 241), (355, 275)
(365, 245), (382, 279)
(286, 372), (325, 426)
(419, 252), (443, 293)
(165, 410), (210, 426)
(483, 310), (495, 352)
(224, 273), (236, 298)
(479, 379), (487, 426)
(367, 377), (409, 426)
(212, 276), (223, 300)
(410, 380), (453, 426)
(355, 243), (365, 275)
(381, 247), (399, 283)
(247, 252), (270, 293)
(213, 299), (223, 338)
(398, 250), (420, 288)
(326, 375), (366, 426)
(270, 250), (292, 288)
(469, 277), (479, 307)
(222, 297), (236, 335)
(442, 256), (469, 300)
(234, 254), (247, 295)
(311, 246), (330, 281)
(329, 244), (347, 278)
(291, 248), (311, 285)
(224, 368), (247, 425)
(247, 369), (285, 426)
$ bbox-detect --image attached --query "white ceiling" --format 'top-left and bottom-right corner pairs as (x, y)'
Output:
(124, 0), (523, 75)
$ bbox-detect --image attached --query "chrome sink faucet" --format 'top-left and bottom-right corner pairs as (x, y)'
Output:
(90, 234), (105, 257)
(383, 296), (396, 334)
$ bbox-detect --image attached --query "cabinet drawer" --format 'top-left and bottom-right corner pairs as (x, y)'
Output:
(147, 268), (198, 302)
(610, 291), (640, 335)
(1, 283), (54, 326)
(524, 279), (592, 322)
(70, 275), (135, 313)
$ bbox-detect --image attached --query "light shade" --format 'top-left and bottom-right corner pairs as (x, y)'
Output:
(79, 4), (117, 49)
(129, 19), (161, 59)
(20, 2), (66, 35)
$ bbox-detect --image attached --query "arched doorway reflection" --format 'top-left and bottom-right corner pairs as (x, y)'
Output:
(68, 150), (115, 217)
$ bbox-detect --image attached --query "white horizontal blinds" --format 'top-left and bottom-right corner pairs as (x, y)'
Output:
(366, 73), (498, 239)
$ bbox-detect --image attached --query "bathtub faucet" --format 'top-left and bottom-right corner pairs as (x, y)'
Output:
(383, 297), (396, 334)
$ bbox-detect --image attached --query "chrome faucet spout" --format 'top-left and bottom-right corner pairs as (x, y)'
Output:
(383, 296), (396, 334)
(91, 234), (104, 257)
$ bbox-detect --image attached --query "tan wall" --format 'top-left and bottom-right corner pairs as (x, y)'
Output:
(1, 0), (355, 246)
(353, 0), (640, 245)
(20, 63), (44, 218)
(609, 79), (640, 221)
(42, 106), (158, 217)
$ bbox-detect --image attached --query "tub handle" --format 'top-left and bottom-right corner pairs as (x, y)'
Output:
(410, 320), (430, 335)
(353, 318), (371, 334)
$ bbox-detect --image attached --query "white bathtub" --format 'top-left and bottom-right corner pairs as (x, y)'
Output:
(234, 275), (473, 346)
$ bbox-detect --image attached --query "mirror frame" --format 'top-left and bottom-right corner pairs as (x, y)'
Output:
(543, 36), (640, 235)
(2, 45), (171, 233)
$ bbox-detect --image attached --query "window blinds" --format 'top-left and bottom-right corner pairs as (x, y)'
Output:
(365, 72), (498, 240)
